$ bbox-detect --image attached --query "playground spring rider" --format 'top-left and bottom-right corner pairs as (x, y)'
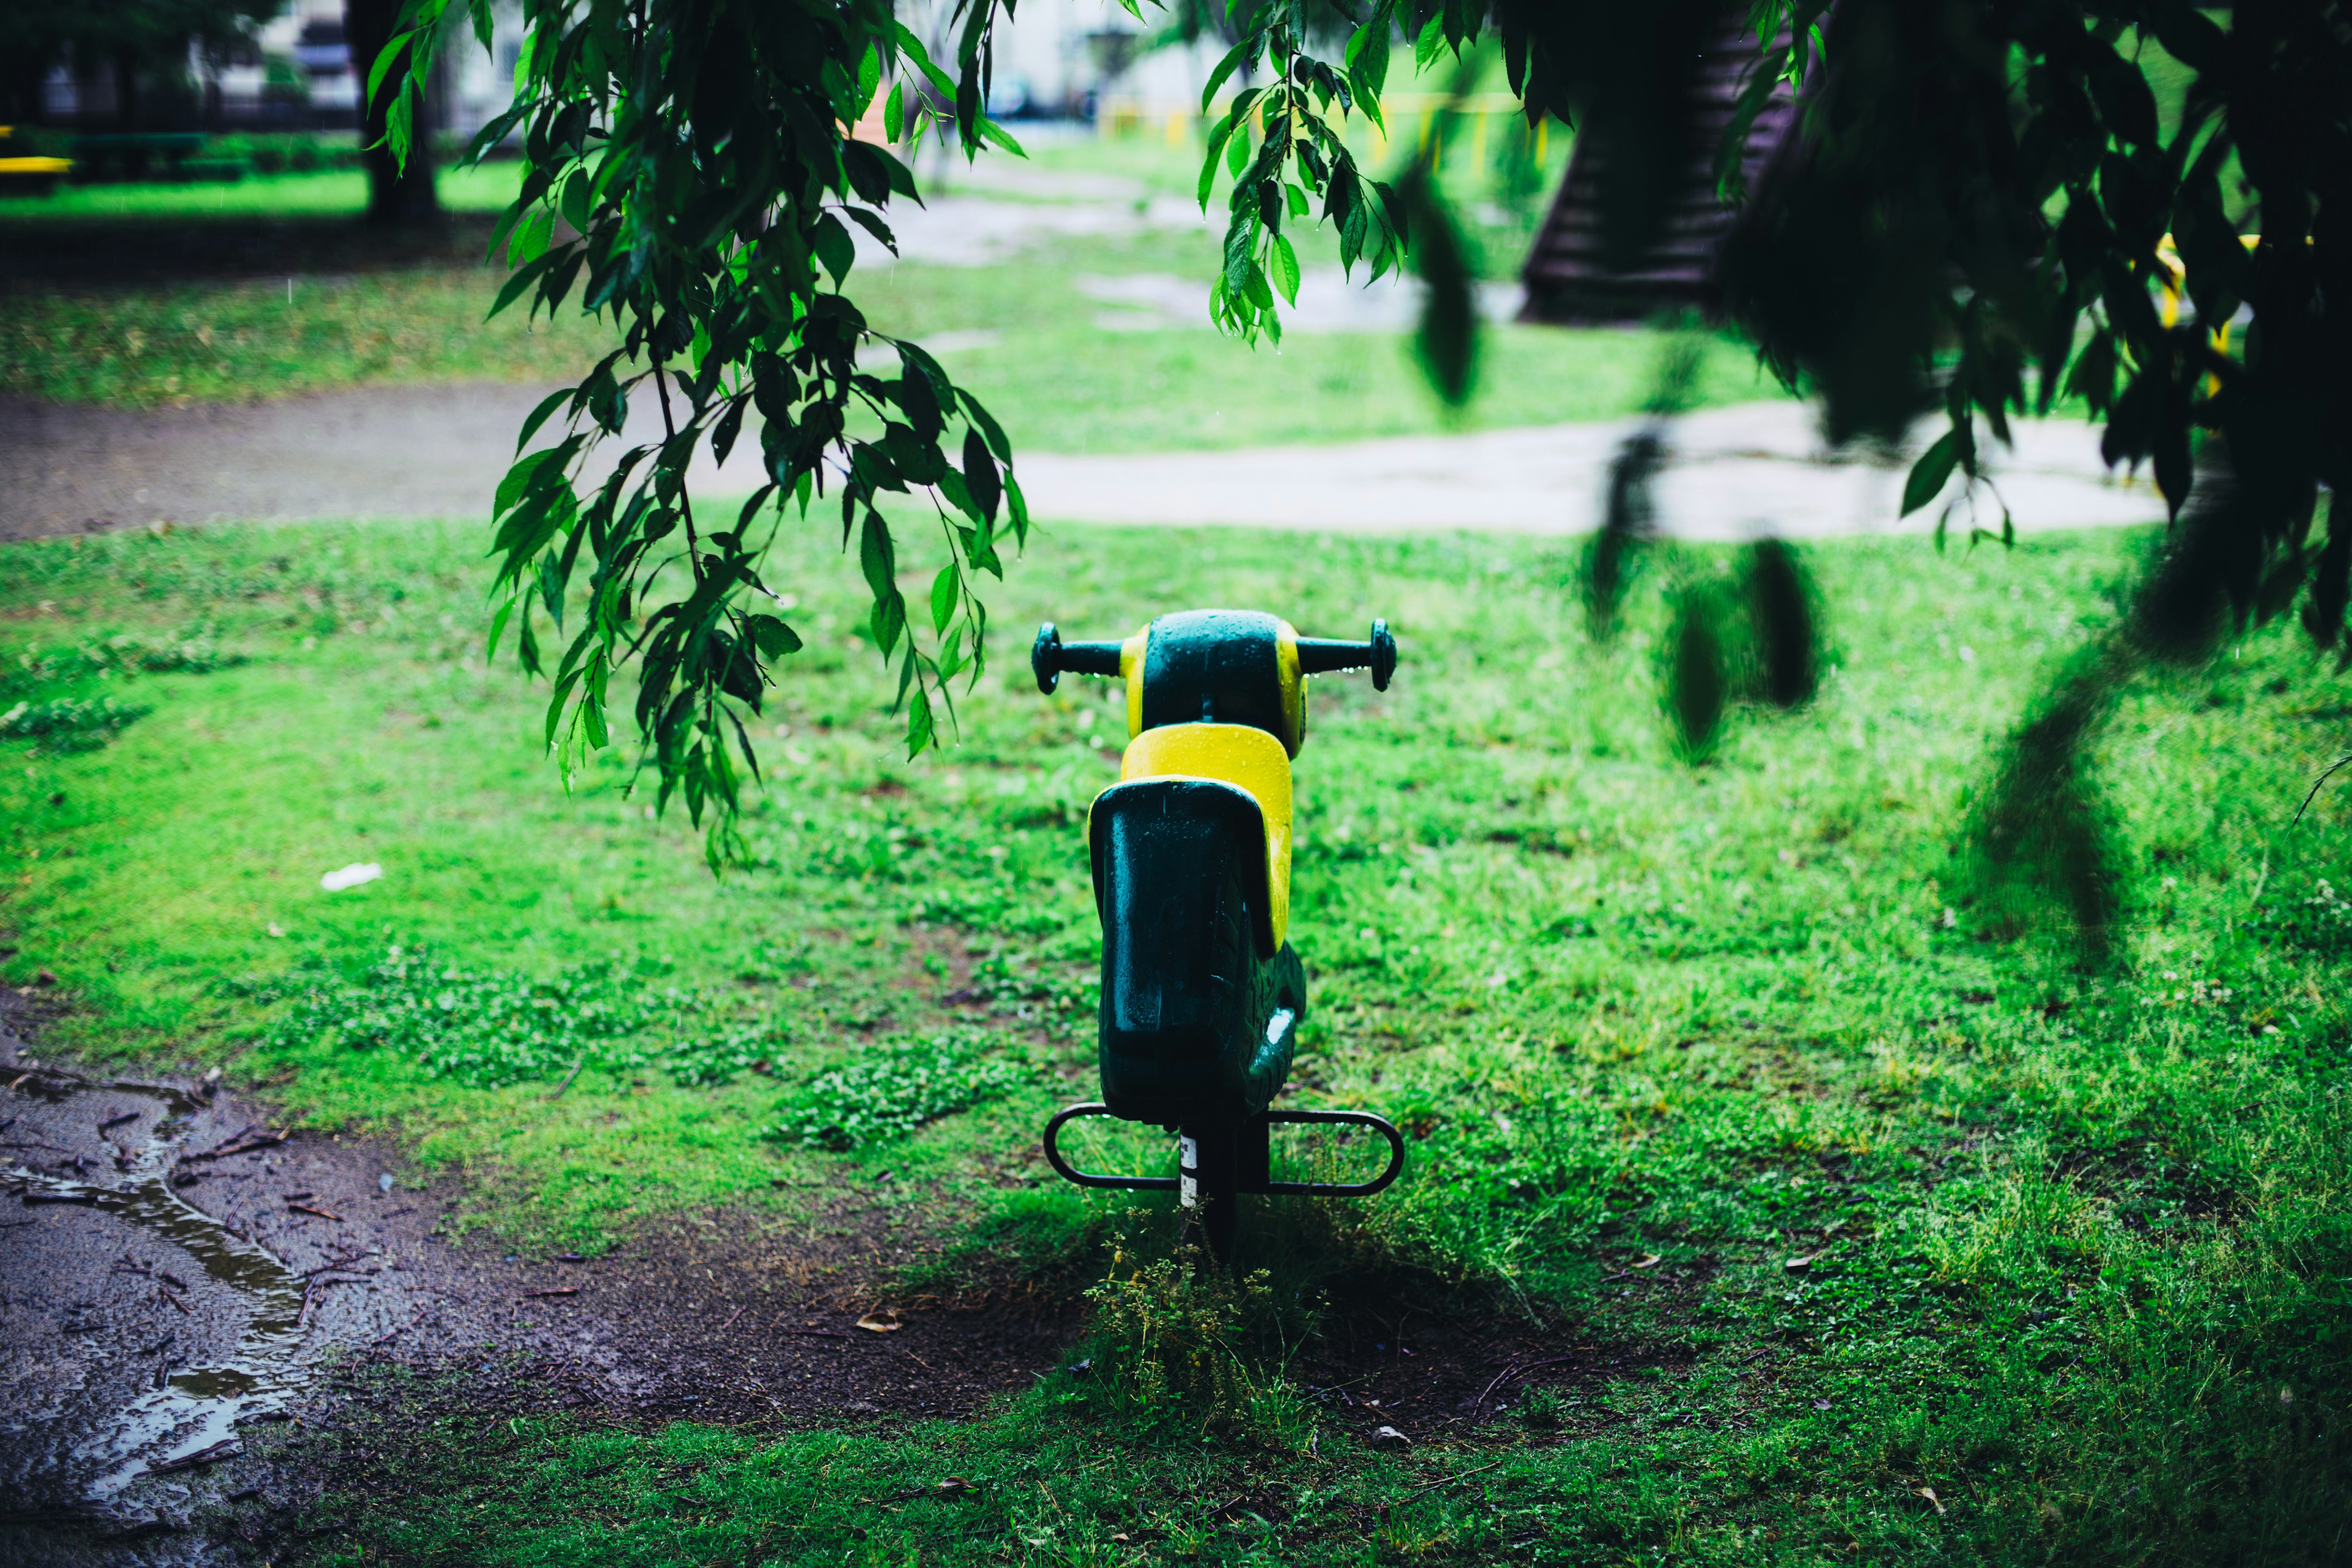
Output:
(1033, 609), (1408, 1262)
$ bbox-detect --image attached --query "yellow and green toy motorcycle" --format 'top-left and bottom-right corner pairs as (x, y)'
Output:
(1033, 609), (1406, 1261)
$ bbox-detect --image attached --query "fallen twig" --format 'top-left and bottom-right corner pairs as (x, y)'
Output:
(369, 1315), (418, 1348)
(184, 1130), (285, 1163)
(99, 1112), (140, 1132)
(299, 1275), (367, 1324)
(1470, 1355), (1586, 1422)
(287, 1201), (343, 1222)
(719, 1304), (747, 1331)
(9, 1065), (89, 1086)
(545, 1055), (587, 1101)
(1393, 1460), (1505, 1507)
(150, 1438), (241, 1474)
(158, 1287), (192, 1316)
(1469, 1360), (1522, 1422)
(524, 1287), (579, 1299)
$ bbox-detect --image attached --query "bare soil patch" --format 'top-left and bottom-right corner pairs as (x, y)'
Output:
(0, 992), (1076, 1564)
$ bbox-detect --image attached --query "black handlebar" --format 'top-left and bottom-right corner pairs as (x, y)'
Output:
(1032, 618), (1396, 695)
(1297, 620), (1397, 690)
(1031, 624), (1124, 694)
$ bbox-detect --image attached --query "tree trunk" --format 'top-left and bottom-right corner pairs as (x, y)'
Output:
(344, 0), (440, 225)
(4, 49), (47, 126)
(115, 50), (140, 132)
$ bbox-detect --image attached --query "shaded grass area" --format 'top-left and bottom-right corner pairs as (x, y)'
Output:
(0, 263), (613, 405)
(2, 133), (1784, 437)
(7, 513), (2352, 1561)
(0, 220), (1777, 437)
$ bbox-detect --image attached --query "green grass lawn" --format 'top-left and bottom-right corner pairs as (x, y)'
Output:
(6, 509), (2351, 1562)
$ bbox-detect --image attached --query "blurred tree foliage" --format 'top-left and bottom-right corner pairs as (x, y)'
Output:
(3, 0), (279, 129)
(374, 0), (2342, 895)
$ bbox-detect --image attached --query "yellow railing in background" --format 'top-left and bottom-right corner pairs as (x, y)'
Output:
(1095, 92), (1548, 170)
(2155, 232), (2263, 395)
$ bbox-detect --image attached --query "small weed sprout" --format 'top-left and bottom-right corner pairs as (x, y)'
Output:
(766, 1029), (1026, 1150)
(1081, 1246), (1311, 1444)
(0, 696), (152, 751)
(2255, 877), (2352, 956)
(255, 944), (773, 1090)
(1518, 1384), (1567, 1430)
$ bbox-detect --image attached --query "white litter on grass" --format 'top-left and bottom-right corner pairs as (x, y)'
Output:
(319, 862), (383, 892)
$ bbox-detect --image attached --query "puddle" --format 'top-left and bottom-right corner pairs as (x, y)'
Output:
(2, 1070), (311, 1520)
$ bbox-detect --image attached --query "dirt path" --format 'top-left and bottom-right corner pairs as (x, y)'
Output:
(0, 995), (1077, 1564)
(3, 382), (2167, 545)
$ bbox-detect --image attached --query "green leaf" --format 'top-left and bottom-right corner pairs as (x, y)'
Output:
(1414, 12), (1446, 72)
(516, 388), (571, 453)
(748, 613), (802, 657)
(486, 594), (518, 663)
(385, 81), (417, 163)
(1349, 8), (1391, 134)
(1199, 111), (1238, 208)
(856, 40), (883, 118)
(962, 427), (1001, 522)
(936, 466), (978, 520)
(905, 684), (936, 758)
(1901, 429), (1961, 516)
(930, 564), (959, 636)
(976, 118), (1026, 157)
(1200, 32), (1260, 115)
(811, 213), (856, 285)
(860, 511), (905, 656)
(363, 27), (416, 108)
(1244, 263), (1275, 311)
(960, 392), (1013, 463)
(1272, 235), (1301, 305)
(883, 80), (905, 142)
(559, 168), (590, 235)
(892, 21), (959, 100)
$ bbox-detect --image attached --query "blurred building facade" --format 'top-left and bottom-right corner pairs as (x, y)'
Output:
(37, 0), (524, 136)
(31, 0), (1212, 134)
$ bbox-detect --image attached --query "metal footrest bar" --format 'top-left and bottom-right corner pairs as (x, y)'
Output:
(1040, 1103), (1179, 1191)
(1250, 1109), (1407, 1197)
(1041, 1104), (1406, 1197)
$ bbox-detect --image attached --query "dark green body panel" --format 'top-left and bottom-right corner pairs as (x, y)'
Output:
(1088, 778), (1306, 1123)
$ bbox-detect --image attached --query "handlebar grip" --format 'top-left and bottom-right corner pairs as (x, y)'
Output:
(1294, 619), (1398, 691)
(1032, 623), (1125, 694)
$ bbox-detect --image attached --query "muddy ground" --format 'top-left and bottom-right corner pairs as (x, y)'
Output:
(0, 982), (1667, 1566)
(0, 986), (1083, 1566)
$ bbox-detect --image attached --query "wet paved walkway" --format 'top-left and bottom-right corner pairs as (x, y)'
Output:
(2, 386), (2167, 545)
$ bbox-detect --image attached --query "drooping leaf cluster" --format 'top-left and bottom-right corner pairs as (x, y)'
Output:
(380, 0), (1030, 863)
(1721, 0), (2344, 630)
(1188, 0), (1411, 341)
